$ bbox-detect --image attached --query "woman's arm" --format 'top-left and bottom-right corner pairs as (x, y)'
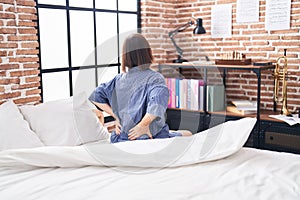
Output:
(92, 109), (104, 125)
(91, 101), (115, 118)
(91, 101), (121, 135)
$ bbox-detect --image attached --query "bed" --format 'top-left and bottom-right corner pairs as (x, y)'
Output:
(0, 94), (299, 200)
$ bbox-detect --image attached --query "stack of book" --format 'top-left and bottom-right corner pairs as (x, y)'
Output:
(165, 78), (227, 112)
(226, 100), (257, 115)
(165, 78), (205, 110)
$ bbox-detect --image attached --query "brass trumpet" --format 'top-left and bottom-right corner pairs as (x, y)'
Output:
(273, 49), (291, 116)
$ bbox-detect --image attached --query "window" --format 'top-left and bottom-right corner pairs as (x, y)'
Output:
(36, 0), (141, 102)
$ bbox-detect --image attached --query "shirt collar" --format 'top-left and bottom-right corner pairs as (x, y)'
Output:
(128, 66), (140, 73)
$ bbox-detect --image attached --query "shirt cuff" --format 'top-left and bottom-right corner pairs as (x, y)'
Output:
(89, 90), (108, 104)
(146, 104), (166, 119)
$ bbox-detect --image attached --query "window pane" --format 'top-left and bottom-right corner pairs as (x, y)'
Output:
(42, 71), (70, 102)
(97, 67), (118, 85)
(69, 0), (93, 8)
(37, 0), (65, 6)
(39, 8), (68, 69)
(96, 12), (118, 65)
(70, 10), (95, 67)
(118, 0), (137, 12)
(118, 13), (138, 55)
(72, 68), (96, 96)
(95, 0), (116, 10)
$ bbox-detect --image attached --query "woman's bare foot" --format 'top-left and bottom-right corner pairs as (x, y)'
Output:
(170, 129), (193, 136)
(179, 130), (193, 136)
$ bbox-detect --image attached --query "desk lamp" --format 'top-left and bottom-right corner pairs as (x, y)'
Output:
(168, 18), (206, 63)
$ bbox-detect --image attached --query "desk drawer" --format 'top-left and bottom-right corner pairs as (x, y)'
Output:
(265, 131), (300, 151)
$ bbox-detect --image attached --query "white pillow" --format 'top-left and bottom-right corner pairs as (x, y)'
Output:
(0, 100), (44, 151)
(20, 93), (109, 146)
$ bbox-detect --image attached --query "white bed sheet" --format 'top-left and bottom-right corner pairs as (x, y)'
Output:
(0, 118), (257, 169)
(0, 147), (299, 200)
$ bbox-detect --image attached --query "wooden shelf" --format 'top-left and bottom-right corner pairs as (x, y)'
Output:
(159, 63), (275, 70)
(211, 109), (284, 122)
(168, 108), (284, 122)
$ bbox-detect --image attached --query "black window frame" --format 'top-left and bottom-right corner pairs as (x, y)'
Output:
(35, 0), (141, 102)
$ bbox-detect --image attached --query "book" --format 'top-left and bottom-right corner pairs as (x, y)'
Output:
(165, 78), (205, 111)
(199, 80), (205, 111)
(165, 78), (175, 108)
(190, 79), (199, 110)
(175, 79), (180, 108)
(166, 78), (172, 108)
(179, 79), (188, 109)
(231, 100), (257, 110)
(170, 78), (176, 108)
(207, 85), (226, 112)
(226, 106), (256, 115)
(231, 100), (256, 107)
(187, 79), (191, 109)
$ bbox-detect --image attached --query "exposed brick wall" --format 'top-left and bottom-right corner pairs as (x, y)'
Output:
(141, 0), (177, 64)
(142, 0), (300, 113)
(1, 0), (299, 113)
(0, 0), (40, 105)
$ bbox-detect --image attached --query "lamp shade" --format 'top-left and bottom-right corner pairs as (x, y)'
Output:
(193, 18), (206, 34)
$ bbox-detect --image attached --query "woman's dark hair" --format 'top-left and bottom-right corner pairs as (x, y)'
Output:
(121, 33), (153, 72)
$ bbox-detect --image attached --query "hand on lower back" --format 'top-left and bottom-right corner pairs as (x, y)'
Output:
(128, 124), (152, 140)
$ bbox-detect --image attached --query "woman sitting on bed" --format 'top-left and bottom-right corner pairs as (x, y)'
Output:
(89, 33), (191, 143)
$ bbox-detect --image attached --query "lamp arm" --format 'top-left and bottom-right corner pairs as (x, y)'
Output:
(169, 35), (183, 57)
(168, 21), (194, 58)
(168, 21), (194, 37)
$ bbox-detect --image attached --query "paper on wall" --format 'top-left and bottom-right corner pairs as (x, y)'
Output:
(236, 0), (259, 23)
(211, 4), (232, 38)
(265, 0), (291, 31)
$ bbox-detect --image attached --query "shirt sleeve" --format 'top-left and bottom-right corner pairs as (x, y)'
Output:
(146, 75), (169, 119)
(89, 75), (119, 105)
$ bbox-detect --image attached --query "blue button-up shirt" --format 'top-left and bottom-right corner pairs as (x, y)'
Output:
(89, 67), (170, 143)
